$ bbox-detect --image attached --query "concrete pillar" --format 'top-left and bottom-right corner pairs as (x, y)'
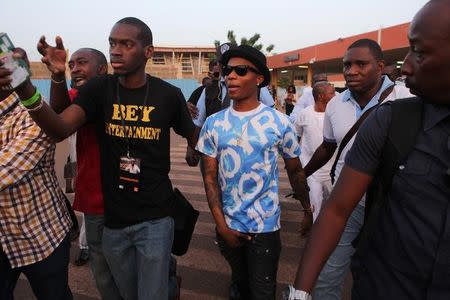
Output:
(307, 67), (313, 86)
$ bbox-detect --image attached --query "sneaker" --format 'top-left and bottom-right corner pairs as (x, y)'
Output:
(74, 248), (89, 266)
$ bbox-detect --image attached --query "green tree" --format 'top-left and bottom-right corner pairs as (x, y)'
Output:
(277, 76), (292, 89)
(214, 30), (275, 54)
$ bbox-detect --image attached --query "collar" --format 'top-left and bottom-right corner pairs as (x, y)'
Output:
(341, 75), (394, 104)
(423, 102), (450, 131)
(0, 92), (20, 118)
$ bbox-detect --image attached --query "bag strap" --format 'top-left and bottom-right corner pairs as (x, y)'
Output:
(352, 97), (423, 254)
(330, 84), (395, 183)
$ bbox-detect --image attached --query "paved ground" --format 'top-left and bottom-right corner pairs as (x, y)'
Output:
(14, 132), (351, 299)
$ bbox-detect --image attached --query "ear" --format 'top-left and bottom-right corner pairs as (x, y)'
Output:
(144, 45), (154, 59)
(256, 74), (264, 86)
(377, 59), (385, 73)
(97, 64), (108, 75)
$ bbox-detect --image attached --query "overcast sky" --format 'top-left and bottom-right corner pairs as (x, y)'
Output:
(2, 0), (428, 61)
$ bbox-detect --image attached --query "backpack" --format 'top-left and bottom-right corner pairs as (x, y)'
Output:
(353, 97), (423, 255)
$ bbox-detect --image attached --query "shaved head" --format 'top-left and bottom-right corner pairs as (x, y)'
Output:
(401, 0), (450, 103)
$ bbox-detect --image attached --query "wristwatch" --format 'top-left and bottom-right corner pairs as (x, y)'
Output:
(281, 285), (312, 300)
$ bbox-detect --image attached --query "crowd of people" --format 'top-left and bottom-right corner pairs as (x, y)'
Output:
(0, 0), (449, 299)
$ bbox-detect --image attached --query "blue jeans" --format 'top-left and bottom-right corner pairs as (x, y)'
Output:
(312, 203), (365, 300)
(102, 217), (174, 300)
(85, 214), (122, 300)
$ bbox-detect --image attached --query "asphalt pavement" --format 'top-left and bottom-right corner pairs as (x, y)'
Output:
(14, 131), (351, 299)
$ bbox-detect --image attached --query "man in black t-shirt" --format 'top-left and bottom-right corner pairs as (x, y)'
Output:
(7, 17), (198, 300)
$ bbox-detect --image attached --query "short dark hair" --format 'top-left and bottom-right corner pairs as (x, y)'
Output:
(312, 73), (327, 84)
(287, 84), (296, 94)
(348, 38), (383, 61)
(77, 48), (107, 67)
(312, 81), (332, 100)
(116, 17), (153, 46)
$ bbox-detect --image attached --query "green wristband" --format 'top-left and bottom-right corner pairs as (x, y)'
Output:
(21, 89), (41, 108)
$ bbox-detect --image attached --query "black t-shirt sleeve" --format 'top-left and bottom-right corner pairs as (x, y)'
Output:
(73, 76), (105, 122)
(171, 88), (196, 138)
(345, 104), (393, 175)
(187, 86), (204, 105)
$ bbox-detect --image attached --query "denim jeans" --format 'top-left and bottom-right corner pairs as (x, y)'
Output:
(217, 230), (281, 300)
(79, 213), (88, 250)
(102, 216), (174, 300)
(0, 234), (72, 300)
(85, 214), (122, 300)
(312, 203), (365, 300)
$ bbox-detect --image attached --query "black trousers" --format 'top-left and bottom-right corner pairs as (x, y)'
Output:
(217, 230), (281, 300)
(0, 234), (73, 300)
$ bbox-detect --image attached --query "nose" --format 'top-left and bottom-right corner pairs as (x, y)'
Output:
(401, 51), (413, 76)
(71, 63), (81, 73)
(227, 68), (238, 79)
(344, 64), (358, 76)
(110, 44), (122, 58)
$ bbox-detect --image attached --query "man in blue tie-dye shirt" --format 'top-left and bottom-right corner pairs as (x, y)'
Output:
(196, 45), (311, 300)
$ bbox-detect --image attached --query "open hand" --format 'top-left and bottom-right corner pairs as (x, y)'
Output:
(37, 36), (67, 76)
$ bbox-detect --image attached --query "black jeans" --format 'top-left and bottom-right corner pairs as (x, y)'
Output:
(217, 230), (281, 300)
(0, 234), (73, 300)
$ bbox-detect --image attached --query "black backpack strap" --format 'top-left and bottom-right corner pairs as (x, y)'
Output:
(330, 85), (395, 183)
(353, 97), (423, 255)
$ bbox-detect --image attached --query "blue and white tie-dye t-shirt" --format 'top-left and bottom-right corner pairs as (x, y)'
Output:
(196, 103), (301, 233)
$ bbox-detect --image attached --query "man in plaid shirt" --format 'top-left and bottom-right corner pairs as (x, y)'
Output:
(0, 89), (73, 299)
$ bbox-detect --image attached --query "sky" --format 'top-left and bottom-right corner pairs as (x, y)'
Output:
(2, 0), (429, 61)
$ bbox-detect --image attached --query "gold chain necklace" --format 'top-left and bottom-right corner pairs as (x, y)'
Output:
(236, 118), (252, 146)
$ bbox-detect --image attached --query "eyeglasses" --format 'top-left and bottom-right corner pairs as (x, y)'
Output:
(222, 65), (260, 77)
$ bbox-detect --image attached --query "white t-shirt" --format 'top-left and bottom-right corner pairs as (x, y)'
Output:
(68, 133), (77, 163)
(324, 82), (412, 180)
(289, 87), (313, 122)
(294, 105), (332, 181)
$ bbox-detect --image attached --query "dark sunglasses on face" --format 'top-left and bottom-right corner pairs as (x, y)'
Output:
(222, 65), (260, 77)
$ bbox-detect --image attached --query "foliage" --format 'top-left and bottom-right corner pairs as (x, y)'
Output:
(214, 30), (275, 54)
(277, 76), (292, 89)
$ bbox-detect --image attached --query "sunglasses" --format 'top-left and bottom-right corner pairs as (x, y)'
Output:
(222, 65), (260, 77)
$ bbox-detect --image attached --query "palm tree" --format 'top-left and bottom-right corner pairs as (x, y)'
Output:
(214, 30), (274, 54)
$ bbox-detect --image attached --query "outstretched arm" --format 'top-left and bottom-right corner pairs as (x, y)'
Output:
(38, 36), (71, 113)
(0, 48), (85, 142)
(304, 140), (337, 177)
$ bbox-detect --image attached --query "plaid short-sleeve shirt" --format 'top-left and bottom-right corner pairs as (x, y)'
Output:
(0, 92), (72, 268)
